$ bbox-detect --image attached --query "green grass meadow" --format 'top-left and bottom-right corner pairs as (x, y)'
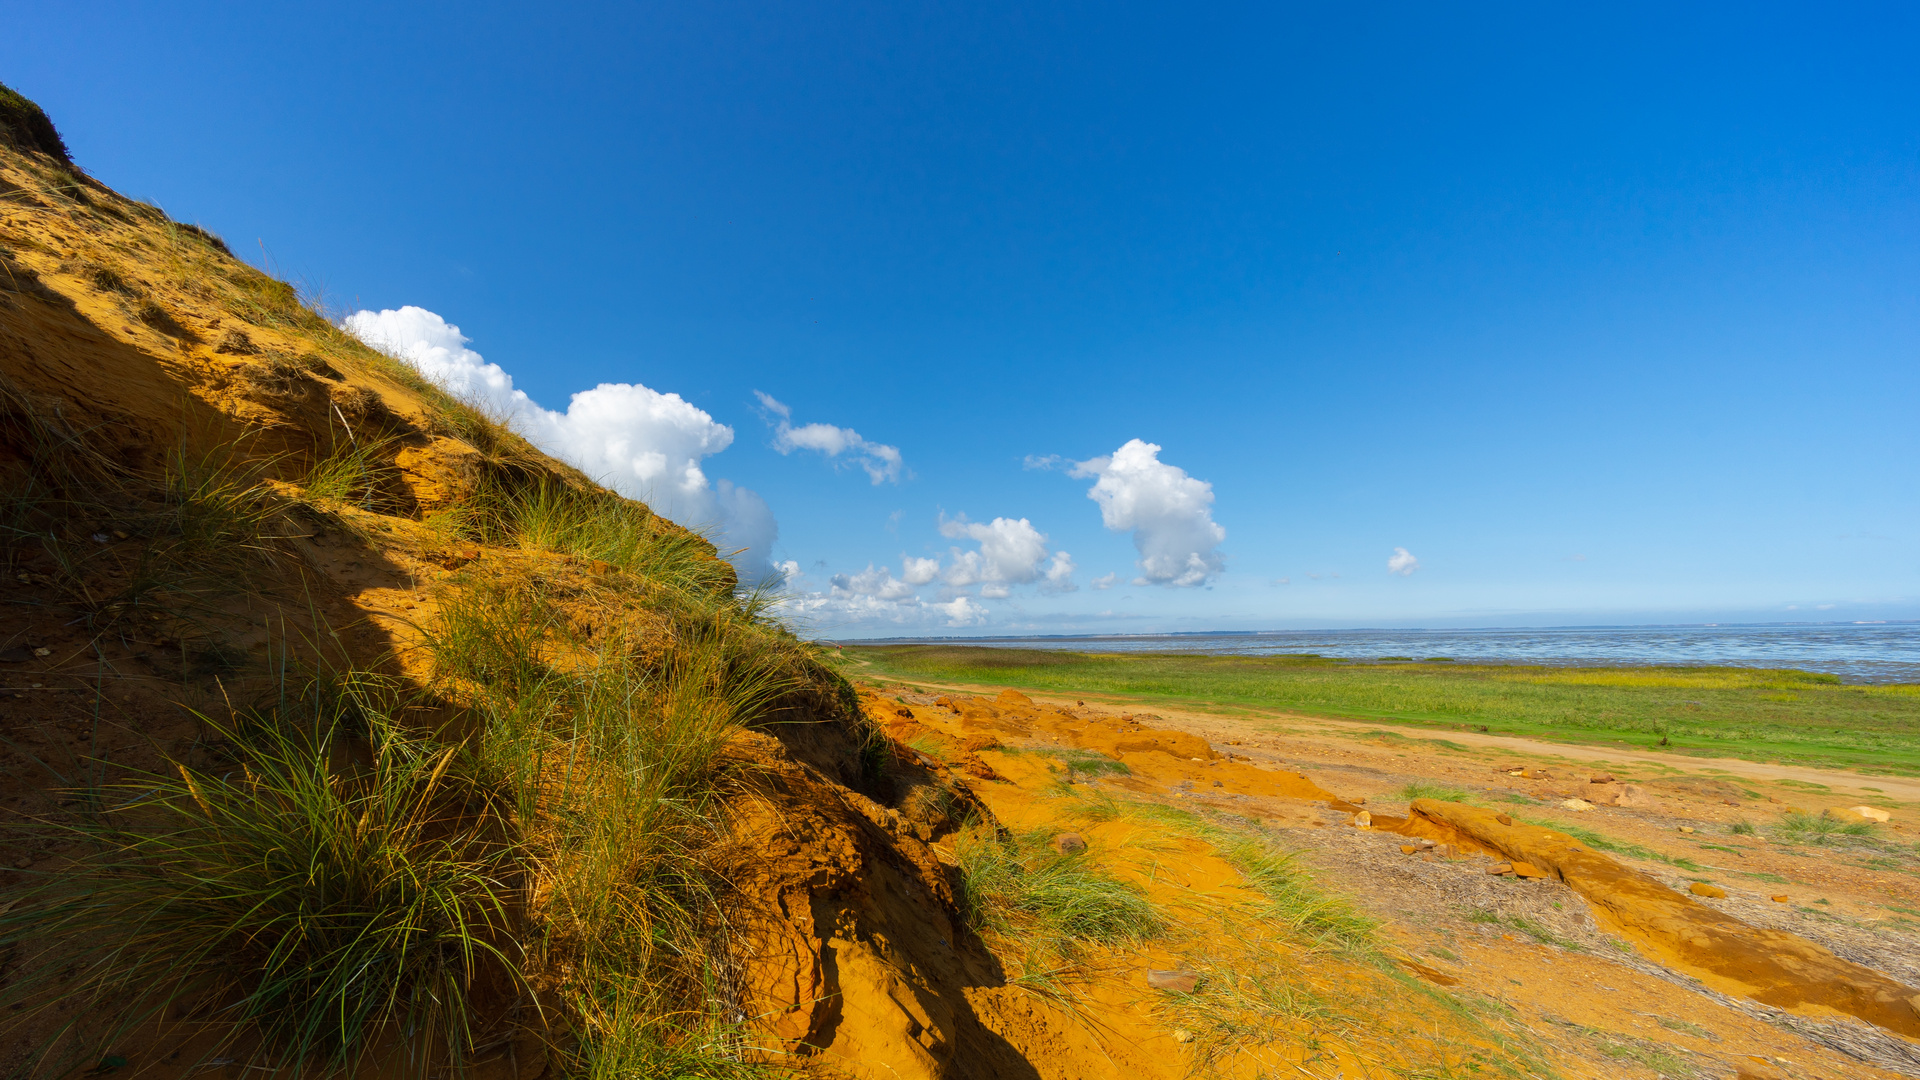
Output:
(844, 645), (1920, 774)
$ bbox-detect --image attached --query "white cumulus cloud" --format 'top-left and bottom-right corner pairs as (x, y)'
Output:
(931, 595), (989, 627)
(1388, 547), (1420, 576)
(900, 555), (941, 586)
(1091, 572), (1119, 591)
(1042, 551), (1077, 593)
(755, 391), (904, 484)
(344, 305), (779, 584)
(830, 564), (918, 602)
(937, 514), (1070, 594)
(1071, 439), (1225, 587)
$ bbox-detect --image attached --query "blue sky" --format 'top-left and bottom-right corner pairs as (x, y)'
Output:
(7, 2), (1917, 633)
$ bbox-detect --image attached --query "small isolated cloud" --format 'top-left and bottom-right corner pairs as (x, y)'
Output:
(345, 306), (779, 584)
(1042, 551), (1077, 594)
(938, 514), (1072, 594)
(900, 555), (941, 586)
(1091, 572), (1119, 591)
(755, 391), (904, 484)
(1023, 453), (1066, 471)
(1388, 547), (1420, 576)
(1070, 439), (1225, 587)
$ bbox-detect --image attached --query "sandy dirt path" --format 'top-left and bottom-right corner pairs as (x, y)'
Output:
(875, 676), (1920, 804)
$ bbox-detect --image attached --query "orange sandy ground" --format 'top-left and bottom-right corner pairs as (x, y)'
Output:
(858, 685), (1919, 1080)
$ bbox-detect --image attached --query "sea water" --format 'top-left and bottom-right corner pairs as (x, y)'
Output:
(867, 623), (1920, 684)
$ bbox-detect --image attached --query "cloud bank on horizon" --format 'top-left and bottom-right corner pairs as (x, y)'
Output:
(343, 306), (779, 583)
(784, 439), (1229, 631)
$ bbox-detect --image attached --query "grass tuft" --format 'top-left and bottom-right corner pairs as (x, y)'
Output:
(1, 677), (517, 1075)
(956, 827), (1160, 964)
(1773, 809), (1875, 845)
(1400, 781), (1473, 802)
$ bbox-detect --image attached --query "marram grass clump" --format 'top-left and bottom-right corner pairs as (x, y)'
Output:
(0, 677), (519, 1076)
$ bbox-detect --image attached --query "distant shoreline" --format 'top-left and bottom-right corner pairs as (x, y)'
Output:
(830, 622), (1920, 685)
(837, 619), (1920, 645)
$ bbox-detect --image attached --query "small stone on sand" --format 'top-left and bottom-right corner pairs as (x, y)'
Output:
(1689, 882), (1726, 898)
(1147, 969), (1200, 993)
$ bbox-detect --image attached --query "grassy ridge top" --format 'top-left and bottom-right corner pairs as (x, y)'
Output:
(845, 645), (1920, 774)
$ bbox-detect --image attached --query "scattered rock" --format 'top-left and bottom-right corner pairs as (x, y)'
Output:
(961, 758), (998, 781)
(1589, 774), (1616, 784)
(1146, 969), (1200, 993)
(1853, 805), (1892, 823)
(31, 647), (49, 657)
(1494, 813), (1513, 826)
(1588, 782), (1649, 807)
(1771, 895), (1790, 903)
(1350, 796), (1366, 805)
(1511, 862), (1548, 879)
(213, 327), (256, 354)
(1488, 863), (1514, 875)
(1689, 882), (1727, 898)
(1735, 1056), (1789, 1080)
(1052, 833), (1087, 855)
(893, 706), (914, 719)
(1401, 844), (1418, 855)
(438, 544), (481, 570)
(1171, 1029), (1194, 1044)
(1353, 810), (1372, 829)
(1678, 826), (1695, 834)
(1559, 798), (1594, 812)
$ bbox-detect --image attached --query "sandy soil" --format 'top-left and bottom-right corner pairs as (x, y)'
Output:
(861, 679), (1920, 1079)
